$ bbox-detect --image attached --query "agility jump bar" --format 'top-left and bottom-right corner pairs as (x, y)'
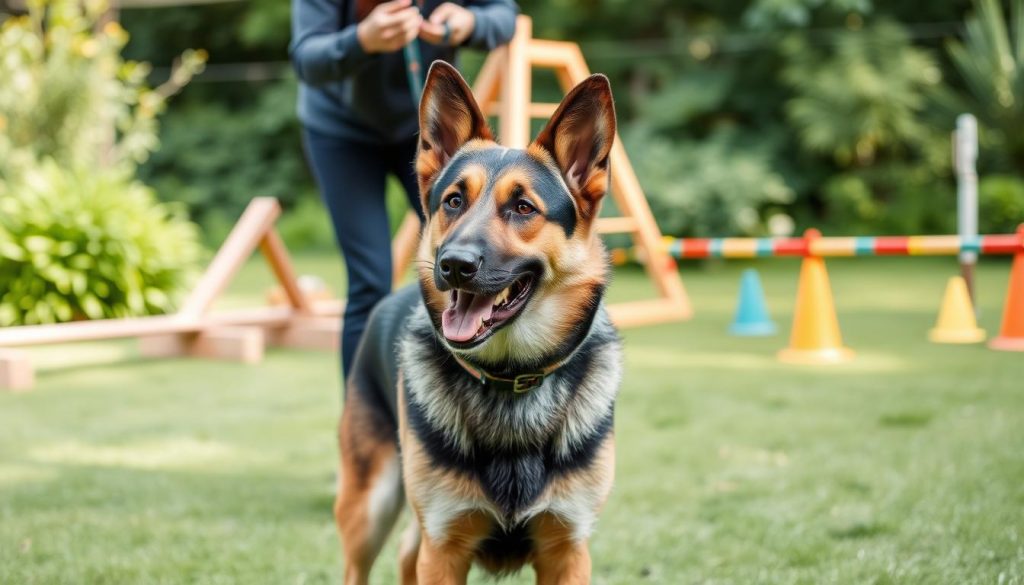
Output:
(662, 231), (1024, 260)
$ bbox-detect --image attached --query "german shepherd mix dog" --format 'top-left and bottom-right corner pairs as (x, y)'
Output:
(335, 61), (622, 585)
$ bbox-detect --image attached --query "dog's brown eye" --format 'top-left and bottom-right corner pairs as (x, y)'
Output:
(445, 194), (462, 209)
(516, 200), (536, 215)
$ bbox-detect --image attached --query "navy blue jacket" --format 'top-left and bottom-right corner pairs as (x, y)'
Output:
(290, 0), (518, 144)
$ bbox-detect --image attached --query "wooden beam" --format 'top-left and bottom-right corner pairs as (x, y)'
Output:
(608, 138), (691, 316)
(526, 40), (579, 69)
(139, 326), (265, 364)
(499, 16), (532, 147)
(595, 217), (639, 234)
(472, 48), (504, 108)
(0, 303), (342, 349)
(258, 228), (313, 314)
(269, 317), (341, 351)
(0, 315), (193, 347)
(391, 212), (422, 289)
(179, 197), (281, 318)
(485, 102), (559, 119)
(0, 350), (34, 392)
(607, 299), (692, 329)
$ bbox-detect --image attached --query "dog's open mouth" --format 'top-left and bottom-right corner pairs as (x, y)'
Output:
(441, 274), (535, 345)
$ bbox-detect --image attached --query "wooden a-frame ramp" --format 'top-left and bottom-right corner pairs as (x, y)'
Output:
(0, 198), (342, 391)
(391, 16), (692, 328)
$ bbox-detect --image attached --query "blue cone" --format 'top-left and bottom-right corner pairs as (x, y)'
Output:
(729, 268), (777, 336)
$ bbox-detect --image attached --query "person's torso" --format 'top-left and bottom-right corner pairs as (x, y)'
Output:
(299, 0), (464, 144)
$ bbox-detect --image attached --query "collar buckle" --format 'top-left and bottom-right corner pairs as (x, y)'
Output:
(512, 373), (545, 393)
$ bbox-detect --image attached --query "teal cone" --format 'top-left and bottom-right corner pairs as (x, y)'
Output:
(729, 269), (777, 336)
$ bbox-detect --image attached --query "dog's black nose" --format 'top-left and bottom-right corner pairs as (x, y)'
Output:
(438, 248), (480, 288)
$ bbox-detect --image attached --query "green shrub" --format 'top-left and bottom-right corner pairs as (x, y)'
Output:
(626, 126), (794, 237)
(0, 161), (201, 325)
(0, 0), (204, 325)
(979, 175), (1024, 234)
(821, 166), (956, 235)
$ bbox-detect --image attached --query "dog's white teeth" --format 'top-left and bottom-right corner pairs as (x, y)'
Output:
(494, 287), (510, 307)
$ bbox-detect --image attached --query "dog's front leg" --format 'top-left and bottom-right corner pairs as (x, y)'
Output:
(414, 511), (491, 585)
(534, 544), (591, 585)
(532, 513), (592, 585)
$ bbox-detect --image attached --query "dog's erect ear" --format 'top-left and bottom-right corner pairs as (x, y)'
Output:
(417, 61), (492, 207)
(532, 74), (616, 220)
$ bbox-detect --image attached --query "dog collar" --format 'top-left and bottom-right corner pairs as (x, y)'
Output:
(452, 354), (570, 394)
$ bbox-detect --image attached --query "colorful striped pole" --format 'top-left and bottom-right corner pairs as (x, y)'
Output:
(658, 232), (1023, 260)
(606, 226), (1024, 360)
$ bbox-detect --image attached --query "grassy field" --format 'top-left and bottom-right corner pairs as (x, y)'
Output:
(1, 253), (1023, 584)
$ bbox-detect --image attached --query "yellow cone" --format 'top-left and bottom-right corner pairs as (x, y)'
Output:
(778, 240), (854, 365)
(929, 276), (985, 344)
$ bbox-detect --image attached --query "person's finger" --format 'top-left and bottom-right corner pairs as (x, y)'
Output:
(429, 2), (457, 25)
(402, 23), (420, 44)
(418, 31), (441, 44)
(378, 5), (419, 28)
(419, 20), (445, 37)
(378, 0), (412, 14)
(402, 15), (422, 39)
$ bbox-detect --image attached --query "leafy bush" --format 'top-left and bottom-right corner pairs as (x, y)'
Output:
(627, 126), (794, 237)
(821, 166), (956, 235)
(0, 162), (201, 325)
(0, 0), (204, 324)
(979, 175), (1024, 234)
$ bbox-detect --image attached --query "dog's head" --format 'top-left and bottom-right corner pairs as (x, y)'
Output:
(415, 61), (616, 366)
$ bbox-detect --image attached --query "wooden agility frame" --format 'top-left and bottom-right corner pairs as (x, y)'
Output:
(0, 197), (341, 391)
(390, 16), (692, 328)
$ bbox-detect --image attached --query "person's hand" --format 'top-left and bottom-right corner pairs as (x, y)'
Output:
(419, 2), (475, 46)
(357, 0), (423, 54)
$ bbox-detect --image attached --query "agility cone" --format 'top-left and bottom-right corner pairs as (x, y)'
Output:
(777, 230), (854, 365)
(729, 269), (777, 336)
(929, 276), (986, 343)
(989, 225), (1024, 351)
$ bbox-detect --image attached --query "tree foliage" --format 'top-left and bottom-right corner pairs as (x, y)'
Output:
(96, 0), (1024, 240)
(948, 0), (1024, 170)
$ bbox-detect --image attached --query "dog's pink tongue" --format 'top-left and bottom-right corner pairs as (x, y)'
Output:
(442, 291), (495, 342)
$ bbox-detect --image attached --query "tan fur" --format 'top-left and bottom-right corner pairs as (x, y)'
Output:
(416, 511), (494, 585)
(531, 514), (592, 585)
(335, 386), (401, 585)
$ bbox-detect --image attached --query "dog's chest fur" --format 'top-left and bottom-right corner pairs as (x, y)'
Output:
(398, 303), (621, 531)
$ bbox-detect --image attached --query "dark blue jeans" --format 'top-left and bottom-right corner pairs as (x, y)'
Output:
(302, 128), (424, 381)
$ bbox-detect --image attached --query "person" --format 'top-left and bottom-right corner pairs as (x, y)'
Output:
(289, 0), (518, 380)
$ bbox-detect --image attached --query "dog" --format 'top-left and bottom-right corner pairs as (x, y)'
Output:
(334, 61), (622, 585)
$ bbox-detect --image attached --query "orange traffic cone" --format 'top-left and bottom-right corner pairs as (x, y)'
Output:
(989, 225), (1024, 351)
(929, 276), (986, 343)
(778, 229), (854, 365)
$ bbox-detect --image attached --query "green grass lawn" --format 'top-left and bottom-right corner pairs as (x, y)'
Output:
(2, 253), (1023, 584)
